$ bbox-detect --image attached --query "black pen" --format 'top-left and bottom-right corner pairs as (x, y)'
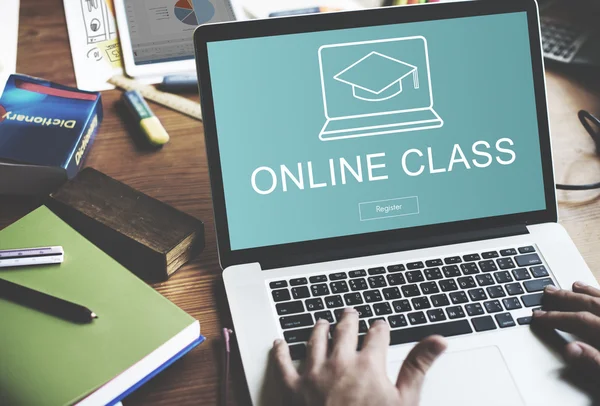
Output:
(0, 278), (97, 323)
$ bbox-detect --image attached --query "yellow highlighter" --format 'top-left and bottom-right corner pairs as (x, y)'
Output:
(122, 90), (170, 146)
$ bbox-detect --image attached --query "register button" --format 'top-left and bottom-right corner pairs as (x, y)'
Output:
(359, 197), (420, 221)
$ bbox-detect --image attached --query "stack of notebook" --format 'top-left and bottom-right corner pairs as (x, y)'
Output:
(0, 206), (204, 406)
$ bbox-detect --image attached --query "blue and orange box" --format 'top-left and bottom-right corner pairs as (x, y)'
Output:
(0, 74), (102, 195)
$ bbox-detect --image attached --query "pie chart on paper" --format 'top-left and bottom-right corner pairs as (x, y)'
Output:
(174, 0), (215, 26)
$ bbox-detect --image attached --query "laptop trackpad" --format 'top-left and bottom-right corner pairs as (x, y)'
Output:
(390, 346), (524, 406)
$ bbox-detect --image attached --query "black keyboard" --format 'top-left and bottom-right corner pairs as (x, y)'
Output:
(541, 17), (590, 63)
(269, 245), (554, 360)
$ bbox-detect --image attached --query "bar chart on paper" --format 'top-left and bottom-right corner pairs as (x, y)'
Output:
(174, 0), (215, 25)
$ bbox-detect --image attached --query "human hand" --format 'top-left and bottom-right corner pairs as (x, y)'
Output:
(532, 281), (600, 372)
(272, 308), (447, 406)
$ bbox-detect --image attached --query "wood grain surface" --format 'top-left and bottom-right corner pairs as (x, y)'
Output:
(1, 1), (600, 405)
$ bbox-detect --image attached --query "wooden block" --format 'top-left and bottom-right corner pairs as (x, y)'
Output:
(46, 168), (204, 281)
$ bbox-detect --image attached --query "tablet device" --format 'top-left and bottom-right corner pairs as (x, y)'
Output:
(114, 0), (236, 81)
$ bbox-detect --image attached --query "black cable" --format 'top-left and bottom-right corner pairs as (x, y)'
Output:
(555, 110), (600, 191)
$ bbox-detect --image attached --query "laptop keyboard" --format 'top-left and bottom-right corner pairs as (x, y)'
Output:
(268, 245), (555, 360)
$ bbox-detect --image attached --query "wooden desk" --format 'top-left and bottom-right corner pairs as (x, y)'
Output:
(2, 1), (600, 405)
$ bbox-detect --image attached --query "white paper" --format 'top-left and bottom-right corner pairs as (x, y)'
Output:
(237, 0), (382, 19)
(63, 0), (124, 91)
(0, 0), (20, 96)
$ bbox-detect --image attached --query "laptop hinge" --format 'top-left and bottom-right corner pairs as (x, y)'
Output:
(261, 224), (529, 271)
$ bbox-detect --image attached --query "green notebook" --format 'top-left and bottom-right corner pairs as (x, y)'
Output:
(0, 206), (201, 406)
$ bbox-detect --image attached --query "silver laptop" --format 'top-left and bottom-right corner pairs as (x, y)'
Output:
(194, 1), (598, 404)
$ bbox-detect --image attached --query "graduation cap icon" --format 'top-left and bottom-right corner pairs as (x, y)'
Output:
(333, 51), (420, 102)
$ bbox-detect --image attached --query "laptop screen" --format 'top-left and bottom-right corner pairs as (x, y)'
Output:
(206, 11), (546, 251)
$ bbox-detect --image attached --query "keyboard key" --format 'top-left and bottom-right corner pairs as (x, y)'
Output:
(289, 343), (307, 360)
(407, 261), (425, 270)
(465, 303), (484, 316)
(476, 274), (495, 286)
(426, 259), (444, 267)
(523, 278), (554, 293)
(368, 275), (387, 288)
(517, 316), (532, 325)
(387, 264), (405, 273)
(355, 305), (373, 319)
(406, 271), (425, 283)
(431, 293), (450, 307)
(402, 284), (421, 297)
(311, 283), (330, 297)
(420, 281), (439, 295)
(349, 270), (367, 278)
(292, 286), (310, 299)
(531, 266), (549, 278)
(333, 309), (346, 321)
(495, 313), (516, 328)
(472, 316), (497, 332)
(368, 267), (386, 275)
(329, 272), (347, 280)
(369, 317), (386, 327)
(364, 290), (383, 303)
(272, 289), (291, 302)
(487, 286), (506, 298)
(505, 282), (524, 296)
(387, 273), (406, 286)
(359, 320), (369, 333)
(284, 328), (312, 344)
(492, 270), (514, 284)
(482, 251), (499, 259)
(325, 295), (344, 308)
(382, 287), (402, 300)
(484, 300), (503, 313)
(500, 248), (517, 256)
(497, 258), (516, 270)
(458, 276), (476, 289)
(444, 256), (462, 264)
(280, 313), (313, 329)
(450, 291), (468, 304)
(408, 311), (427, 325)
(515, 254), (542, 267)
(463, 254), (481, 262)
(370, 302), (391, 316)
(389, 314), (408, 328)
(390, 320), (473, 345)
(518, 246), (536, 254)
(344, 293), (364, 306)
(314, 310), (334, 323)
(468, 288), (487, 301)
(305, 298), (324, 311)
(427, 308), (446, 322)
(461, 263), (479, 275)
(478, 260), (497, 273)
(290, 278), (308, 286)
(277, 301), (305, 315)
(424, 268), (443, 280)
(512, 268), (531, 281)
(412, 297), (431, 310)
(349, 279), (368, 291)
(446, 305), (466, 319)
(309, 275), (327, 283)
(442, 265), (461, 278)
(270, 280), (287, 289)
(392, 299), (412, 313)
(502, 297), (522, 310)
(330, 281), (349, 294)
(439, 279), (459, 292)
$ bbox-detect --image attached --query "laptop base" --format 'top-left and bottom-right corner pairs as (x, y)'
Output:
(319, 108), (443, 141)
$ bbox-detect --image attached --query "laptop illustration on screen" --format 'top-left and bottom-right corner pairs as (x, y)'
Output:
(318, 36), (444, 141)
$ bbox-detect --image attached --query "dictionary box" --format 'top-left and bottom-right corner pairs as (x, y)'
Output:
(0, 74), (102, 195)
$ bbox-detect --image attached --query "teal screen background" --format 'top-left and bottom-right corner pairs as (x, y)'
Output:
(207, 12), (547, 251)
